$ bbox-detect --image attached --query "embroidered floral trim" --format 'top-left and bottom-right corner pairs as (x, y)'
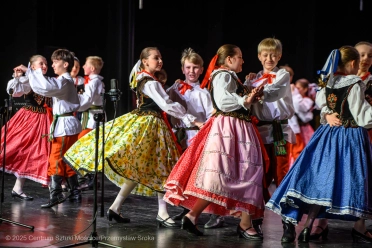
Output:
(22, 105), (46, 114)
(130, 109), (162, 118)
(327, 93), (337, 110)
(213, 110), (251, 122)
(33, 93), (44, 105)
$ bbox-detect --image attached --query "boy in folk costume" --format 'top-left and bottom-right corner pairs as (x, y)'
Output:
(167, 48), (224, 228)
(75, 56), (105, 191)
(245, 38), (295, 241)
(77, 56), (105, 138)
(15, 49), (82, 208)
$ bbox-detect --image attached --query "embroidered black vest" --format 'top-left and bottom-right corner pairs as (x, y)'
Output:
(210, 70), (251, 122)
(23, 91), (52, 114)
(325, 84), (358, 127)
(131, 76), (163, 118)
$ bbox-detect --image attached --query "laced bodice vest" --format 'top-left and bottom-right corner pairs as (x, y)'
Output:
(210, 70), (252, 122)
(325, 84), (358, 127)
(131, 76), (163, 118)
(23, 91), (52, 114)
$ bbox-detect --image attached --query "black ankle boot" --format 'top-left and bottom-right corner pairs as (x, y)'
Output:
(67, 174), (82, 202)
(41, 175), (66, 208)
(281, 220), (296, 243)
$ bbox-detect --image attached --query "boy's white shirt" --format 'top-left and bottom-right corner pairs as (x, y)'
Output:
(245, 67), (296, 144)
(27, 68), (82, 137)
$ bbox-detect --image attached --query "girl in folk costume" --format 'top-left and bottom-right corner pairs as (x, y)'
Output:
(63, 47), (201, 227)
(309, 41), (372, 241)
(163, 44), (266, 240)
(0, 55), (52, 200)
(266, 46), (372, 243)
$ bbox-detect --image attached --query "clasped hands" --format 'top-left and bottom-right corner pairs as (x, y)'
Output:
(13, 64), (27, 77)
(245, 85), (264, 105)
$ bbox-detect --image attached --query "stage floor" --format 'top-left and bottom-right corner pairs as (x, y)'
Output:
(0, 172), (370, 248)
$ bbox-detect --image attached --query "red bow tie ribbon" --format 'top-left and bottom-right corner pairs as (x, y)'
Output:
(84, 76), (90, 85)
(254, 73), (276, 85)
(178, 80), (193, 95)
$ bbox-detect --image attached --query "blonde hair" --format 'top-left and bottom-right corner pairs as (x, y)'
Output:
(86, 56), (104, 74)
(258, 38), (282, 55)
(181, 48), (203, 67)
(355, 41), (372, 48)
(30, 55), (47, 65)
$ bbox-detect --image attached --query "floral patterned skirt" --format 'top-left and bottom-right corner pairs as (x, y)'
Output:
(63, 112), (180, 196)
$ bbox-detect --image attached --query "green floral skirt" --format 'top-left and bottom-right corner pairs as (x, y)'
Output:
(64, 112), (180, 196)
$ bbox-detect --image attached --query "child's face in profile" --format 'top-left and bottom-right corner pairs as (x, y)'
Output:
(71, 60), (80, 78)
(182, 59), (204, 83)
(258, 50), (281, 72)
(355, 44), (372, 73)
(52, 59), (67, 76)
(32, 57), (48, 75)
(83, 60), (94, 76)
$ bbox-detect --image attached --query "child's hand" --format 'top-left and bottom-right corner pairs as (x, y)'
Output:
(13, 64), (28, 73)
(13, 68), (23, 77)
(245, 73), (257, 81)
(325, 112), (342, 127)
(192, 121), (205, 129)
(245, 86), (262, 105)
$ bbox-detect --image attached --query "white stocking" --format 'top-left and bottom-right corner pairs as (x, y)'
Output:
(109, 180), (137, 214)
(157, 193), (174, 223)
(13, 178), (26, 195)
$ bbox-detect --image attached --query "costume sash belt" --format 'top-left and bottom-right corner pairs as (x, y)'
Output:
(43, 112), (74, 142)
(81, 105), (103, 130)
(257, 119), (288, 156)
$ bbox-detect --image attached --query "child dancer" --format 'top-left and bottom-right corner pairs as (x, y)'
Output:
(266, 46), (372, 243)
(63, 47), (201, 227)
(164, 44), (265, 240)
(1, 55), (52, 200)
(15, 49), (82, 208)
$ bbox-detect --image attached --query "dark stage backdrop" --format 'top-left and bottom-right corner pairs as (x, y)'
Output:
(1, 0), (371, 119)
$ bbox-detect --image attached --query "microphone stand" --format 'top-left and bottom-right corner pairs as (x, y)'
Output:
(62, 82), (121, 248)
(0, 92), (34, 230)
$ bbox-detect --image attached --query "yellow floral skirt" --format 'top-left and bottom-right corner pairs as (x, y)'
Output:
(63, 112), (180, 196)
